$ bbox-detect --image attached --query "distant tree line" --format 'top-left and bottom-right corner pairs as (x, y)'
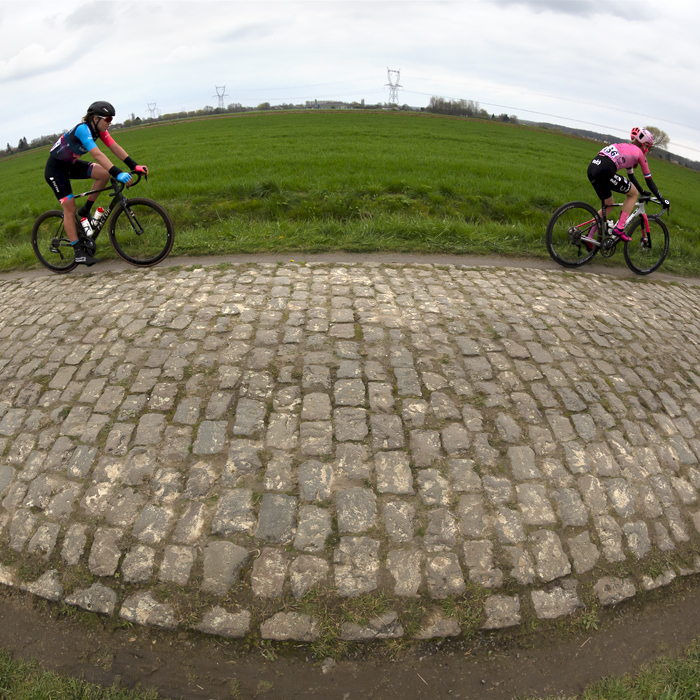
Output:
(426, 96), (518, 124)
(3, 134), (59, 158)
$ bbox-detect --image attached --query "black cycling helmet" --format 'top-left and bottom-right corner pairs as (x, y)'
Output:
(87, 101), (116, 118)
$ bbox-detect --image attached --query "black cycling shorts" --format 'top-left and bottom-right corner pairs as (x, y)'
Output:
(44, 157), (94, 202)
(587, 154), (632, 201)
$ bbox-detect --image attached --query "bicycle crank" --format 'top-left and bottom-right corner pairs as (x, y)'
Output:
(600, 236), (617, 257)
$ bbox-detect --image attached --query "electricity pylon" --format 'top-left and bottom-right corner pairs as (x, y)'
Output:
(385, 68), (402, 106)
(213, 86), (229, 109)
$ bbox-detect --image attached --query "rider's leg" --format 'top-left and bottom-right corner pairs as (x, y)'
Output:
(77, 163), (110, 217)
(60, 196), (97, 265)
(614, 184), (638, 237)
(597, 195), (615, 226)
(88, 163), (109, 198)
(60, 196), (80, 243)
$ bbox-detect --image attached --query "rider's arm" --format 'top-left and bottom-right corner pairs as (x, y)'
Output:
(87, 145), (120, 176)
(644, 174), (663, 200)
(633, 148), (663, 198)
(101, 131), (147, 174)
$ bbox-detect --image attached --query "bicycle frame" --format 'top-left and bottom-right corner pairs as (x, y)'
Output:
(602, 200), (650, 237)
(71, 171), (145, 240)
(584, 196), (663, 250)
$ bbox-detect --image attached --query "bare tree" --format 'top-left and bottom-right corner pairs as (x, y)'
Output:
(644, 126), (670, 151)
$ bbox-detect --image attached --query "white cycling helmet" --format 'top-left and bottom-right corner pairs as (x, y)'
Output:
(631, 127), (654, 153)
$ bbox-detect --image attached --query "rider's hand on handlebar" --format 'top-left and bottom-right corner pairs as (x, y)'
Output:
(135, 165), (148, 177)
(662, 199), (671, 211)
(116, 172), (132, 185)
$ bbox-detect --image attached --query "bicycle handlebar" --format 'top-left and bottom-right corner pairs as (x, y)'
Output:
(638, 193), (658, 204)
(638, 193), (671, 216)
(110, 170), (144, 197)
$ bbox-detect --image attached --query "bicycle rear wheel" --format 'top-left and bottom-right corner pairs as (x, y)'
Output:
(623, 214), (670, 275)
(545, 201), (602, 268)
(108, 197), (174, 267)
(31, 210), (77, 274)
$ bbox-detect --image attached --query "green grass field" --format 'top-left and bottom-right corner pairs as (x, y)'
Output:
(1, 110), (700, 275)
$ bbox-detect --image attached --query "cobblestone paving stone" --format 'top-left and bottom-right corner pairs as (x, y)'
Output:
(2, 261), (700, 642)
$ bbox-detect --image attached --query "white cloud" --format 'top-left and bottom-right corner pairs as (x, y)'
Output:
(0, 0), (698, 160)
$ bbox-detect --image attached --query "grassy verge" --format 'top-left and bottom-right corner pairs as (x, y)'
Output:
(0, 649), (159, 700)
(4, 633), (700, 700)
(526, 637), (700, 699)
(2, 111), (699, 275)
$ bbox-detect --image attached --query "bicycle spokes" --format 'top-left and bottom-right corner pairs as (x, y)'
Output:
(31, 211), (77, 273)
(545, 202), (601, 268)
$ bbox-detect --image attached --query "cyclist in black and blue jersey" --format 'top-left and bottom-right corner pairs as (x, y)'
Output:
(44, 101), (148, 266)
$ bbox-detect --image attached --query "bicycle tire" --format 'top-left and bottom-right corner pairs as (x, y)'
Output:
(108, 197), (175, 267)
(31, 210), (78, 274)
(545, 201), (602, 268)
(623, 214), (670, 275)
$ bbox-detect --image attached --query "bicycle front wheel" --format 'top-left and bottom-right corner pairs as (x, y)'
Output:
(545, 201), (602, 268)
(108, 198), (174, 267)
(624, 215), (670, 275)
(31, 210), (77, 274)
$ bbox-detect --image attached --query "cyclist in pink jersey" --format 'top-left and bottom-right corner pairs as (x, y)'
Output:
(587, 127), (670, 241)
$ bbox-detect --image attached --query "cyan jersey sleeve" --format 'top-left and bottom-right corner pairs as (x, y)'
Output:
(74, 123), (97, 152)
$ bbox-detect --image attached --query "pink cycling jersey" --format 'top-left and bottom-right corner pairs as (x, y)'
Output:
(598, 142), (652, 179)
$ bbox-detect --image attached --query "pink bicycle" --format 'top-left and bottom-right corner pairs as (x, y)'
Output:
(545, 194), (670, 275)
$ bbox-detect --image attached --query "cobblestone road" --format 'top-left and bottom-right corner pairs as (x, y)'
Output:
(2, 260), (700, 642)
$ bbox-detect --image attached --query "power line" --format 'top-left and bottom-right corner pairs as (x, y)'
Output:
(401, 82), (700, 134)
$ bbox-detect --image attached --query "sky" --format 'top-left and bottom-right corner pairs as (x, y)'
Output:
(2, 0), (699, 161)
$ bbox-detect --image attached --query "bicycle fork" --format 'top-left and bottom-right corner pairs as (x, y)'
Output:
(127, 208), (145, 236)
(639, 213), (650, 246)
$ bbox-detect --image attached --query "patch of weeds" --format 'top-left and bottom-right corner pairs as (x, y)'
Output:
(400, 599), (429, 639)
(340, 591), (391, 626)
(252, 181), (280, 198)
(578, 608), (600, 632)
(324, 531), (340, 549)
(17, 557), (48, 583)
(228, 678), (243, 698)
(470, 392), (487, 408)
(0, 548), (19, 567)
(60, 565), (94, 595)
(257, 639), (277, 662)
(441, 586), (488, 638)
(256, 679), (274, 694)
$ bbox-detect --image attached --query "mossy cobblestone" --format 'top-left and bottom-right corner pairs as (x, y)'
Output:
(1, 261), (700, 643)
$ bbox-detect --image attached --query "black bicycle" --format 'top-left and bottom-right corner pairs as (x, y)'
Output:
(31, 172), (175, 274)
(545, 194), (670, 275)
